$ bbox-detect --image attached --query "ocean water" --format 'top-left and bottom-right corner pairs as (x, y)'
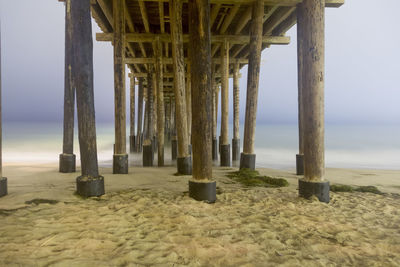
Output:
(2, 121), (399, 170)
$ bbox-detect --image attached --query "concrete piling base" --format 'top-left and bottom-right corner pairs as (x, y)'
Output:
(76, 175), (105, 197)
(299, 179), (330, 203)
(220, 144), (231, 167)
(59, 153), (76, 173)
(240, 153), (256, 170)
(113, 154), (129, 174)
(212, 138), (218, 161)
(177, 156), (192, 175)
(171, 139), (177, 161)
(232, 138), (240, 161)
(189, 179), (216, 203)
(0, 177), (7, 198)
(143, 144), (154, 167)
(129, 135), (136, 153)
(296, 154), (304, 175)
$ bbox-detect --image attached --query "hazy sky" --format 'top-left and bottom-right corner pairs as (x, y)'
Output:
(0, 0), (399, 125)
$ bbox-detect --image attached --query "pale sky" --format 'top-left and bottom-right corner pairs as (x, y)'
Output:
(0, 0), (399, 125)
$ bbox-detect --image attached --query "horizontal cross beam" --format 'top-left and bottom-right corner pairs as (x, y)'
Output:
(96, 33), (290, 45)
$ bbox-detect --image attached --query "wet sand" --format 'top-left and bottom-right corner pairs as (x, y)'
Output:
(0, 162), (399, 266)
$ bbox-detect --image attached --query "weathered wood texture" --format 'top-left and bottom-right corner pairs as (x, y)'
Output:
(71, 0), (99, 177)
(189, 0), (212, 180)
(136, 78), (144, 150)
(130, 76), (135, 138)
(243, 0), (263, 155)
(233, 62), (240, 140)
(220, 39), (229, 145)
(153, 76), (158, 136)
(299, 0), (325, 181)
(211, 65), (217, 139)
(186, 62), (192, 139)
(155, 38), (165, 166)
(146, 66), (155, 141)
(62, 0), (75, 155)
(296, 6), (304, 155)
(113, 0), (126, 155)
(170, 0), (189, 158)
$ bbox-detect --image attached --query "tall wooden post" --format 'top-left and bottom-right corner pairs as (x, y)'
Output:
(232, 61), (240, 162)
(220, 39), (230, 167)
(296, 6), (305, 175)
(186, 62), (192, 142)
(71, 0), (104, 197)
(0, 22), (7, 198)
(170, 0), (191, 174)
(212, 65), (218, 161)
(143, 67), (155, 166)
(240, 0), (263, 170)
(188, 0), (216, 203)
(170, 95), (178, 161)
(298, 0), (329, 203)
(155, 38), (165, 166)
(129, 75), (136, 153)
(136, 78), (144, 152)
(113, 0), (128, 174)
(165, 97), (171, 141)
(59, 0), (76, 173)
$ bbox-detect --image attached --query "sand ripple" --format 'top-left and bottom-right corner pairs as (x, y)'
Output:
(0, 187), (400, 266)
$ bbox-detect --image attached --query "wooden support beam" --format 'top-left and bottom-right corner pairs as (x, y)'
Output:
(71, 0), (102, 195)
(296, 5), (304, 175)
(189, 0), (213, 181)
(155, 38), (165, 166)
(124, 57), (249, 65)
(210, 3), (221, 28)
(241, 0), (263, 169)
(220, 39), (230, 167)
(146, 66), (155, 141)
(130, 0), (344, 7)
(96, 32), (290, 45)
(136, 78), (144, 152)
(113, 0), (128, 173)
(300, 0), (325, 181)
(233, 61), (240, 140)
(138, 0), (150, 33)
(186, 62), (192, 139)
(130, 72), (236, 78)
(170, 0), (190, 172)
(60, 0), (76, 173)
(220, 39), (229, 146)
(129, 75), (136, 153)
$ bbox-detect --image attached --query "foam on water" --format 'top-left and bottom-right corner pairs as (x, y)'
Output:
(2, 122), (399, 170)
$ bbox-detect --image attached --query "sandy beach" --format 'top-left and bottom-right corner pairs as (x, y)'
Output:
(0, 162), (399, 266)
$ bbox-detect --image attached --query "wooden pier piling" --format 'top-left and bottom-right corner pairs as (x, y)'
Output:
(188, 0), (216, 203)
(59, 0), (76, 174)
(298, 0), (329, 203)
(71, 0), (104, 197)
(240, 0), (264, 171)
